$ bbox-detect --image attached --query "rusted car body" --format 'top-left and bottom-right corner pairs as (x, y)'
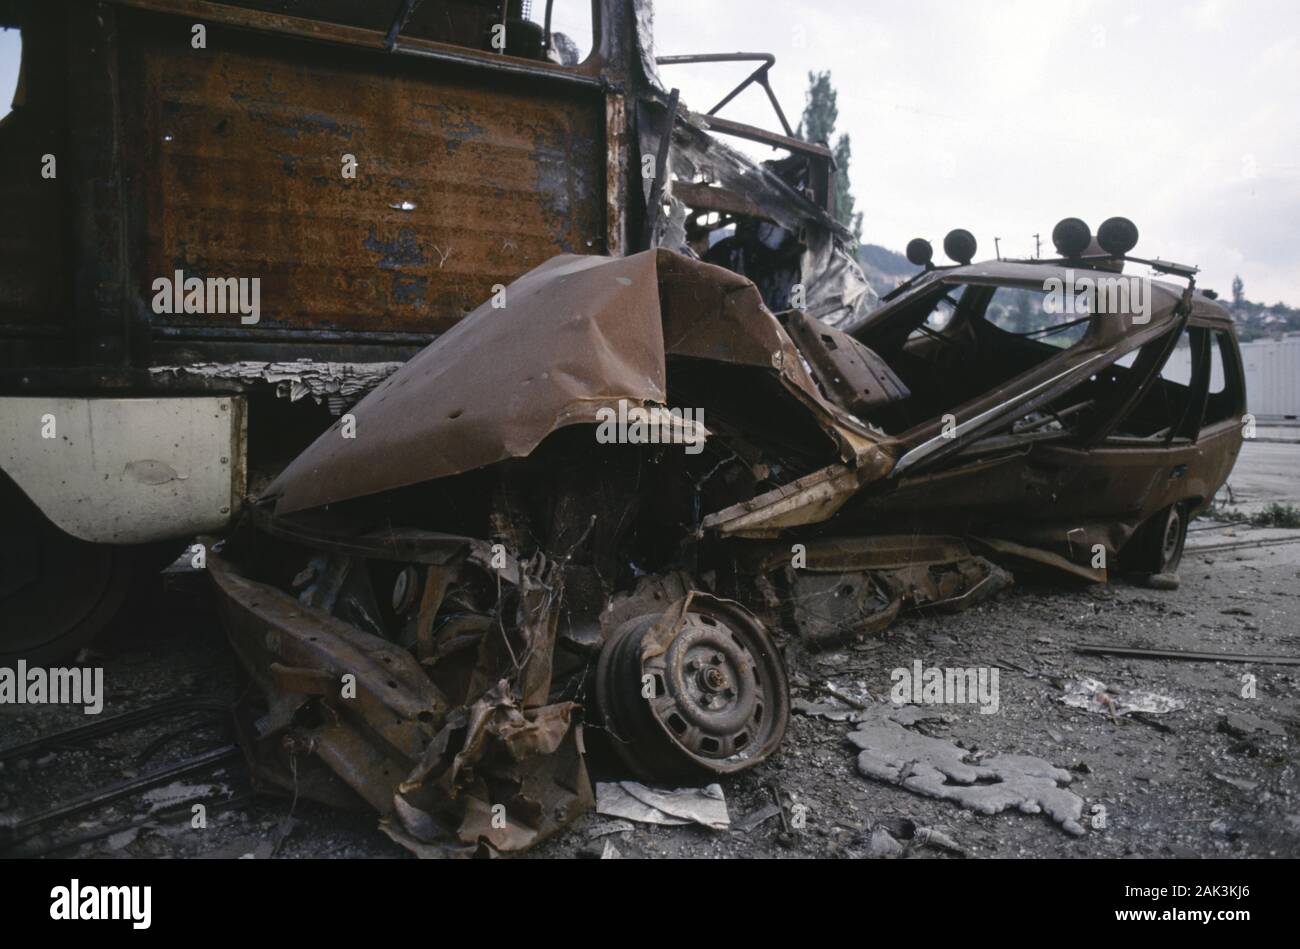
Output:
(213, 234), (1243, 854)
(1, 0), (1243, 856)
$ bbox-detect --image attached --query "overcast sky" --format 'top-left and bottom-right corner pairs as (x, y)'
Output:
(649, 0), (1300, 303)
(2, 3), (1296, 302)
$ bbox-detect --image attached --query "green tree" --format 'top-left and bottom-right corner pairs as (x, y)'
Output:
(798, 71), (862, 243)
(798, 71), (838, 144)
(1231, 274), (1244, 307)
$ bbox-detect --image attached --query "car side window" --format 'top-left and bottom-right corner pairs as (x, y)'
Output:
(1106, 326), (1215, 442)
(1202, 331), (1242, 426)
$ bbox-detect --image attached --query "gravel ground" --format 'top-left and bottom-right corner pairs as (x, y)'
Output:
(3, 515), (1297, 860)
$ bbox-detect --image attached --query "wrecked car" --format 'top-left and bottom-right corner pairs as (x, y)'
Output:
(0, 0), (1243, 859)
(211, 217), (1244, 855)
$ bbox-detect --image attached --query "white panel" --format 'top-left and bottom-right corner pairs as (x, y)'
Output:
(1241, 337), (1300, 417)
(0, 396), (245, 544)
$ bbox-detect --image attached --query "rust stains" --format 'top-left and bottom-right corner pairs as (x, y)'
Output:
(117, 13), (607, 335)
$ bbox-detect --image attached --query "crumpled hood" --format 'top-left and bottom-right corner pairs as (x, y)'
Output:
(264, 248), (871, 515)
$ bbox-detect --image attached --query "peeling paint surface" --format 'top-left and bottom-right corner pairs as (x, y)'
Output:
(149, 360), (404, 405)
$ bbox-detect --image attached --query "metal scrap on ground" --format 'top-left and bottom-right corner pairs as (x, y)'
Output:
(1060, 677), (1185, 717)
(595, 781), (730, 830)
(1075, 643), (1300, 665)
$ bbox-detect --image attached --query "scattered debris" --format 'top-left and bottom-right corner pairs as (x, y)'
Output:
(0, 695), (230, 765)
(1075, 643), (1300, 665)
(1128, 712), (1176, 734)
(849, 705), (1086, 836)
(1210, 772), (1260, 793)
(886, 704), (950, 726)
(1147, 572), (1181, 590)
(913, 825), (968, 857)
(823, 681), (873, 709)
(867, 825), (906, 858)
(595, 781), (730, 831)
(585, 820), (636, 839)
(1060, 677), (1185, 718)
(996, 656), (1038, 676)
(1, 744), (239, 852)
(874, 818), (970, 857)
(1218, 712), (1286, 738)
(792, 697), (861, 722)
(200, 838), (276, 860)
(141, 781), (222, 812)
(768, 784), (795, 847)
(734, 802), (783, 833)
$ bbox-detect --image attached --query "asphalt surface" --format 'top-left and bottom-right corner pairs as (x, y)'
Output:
(1219, 434), (1300, 514)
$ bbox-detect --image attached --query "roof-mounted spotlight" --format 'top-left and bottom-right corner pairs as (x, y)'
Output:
(943, 229), (977, 265)
(1097, 217), (1139, 256)
(1051, 217), (1092, 258)
(906, 238), (934, 269)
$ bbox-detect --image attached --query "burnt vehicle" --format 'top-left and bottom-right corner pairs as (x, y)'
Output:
(0, 0), (871, 664)
(0, 0), (1243, 858)
(211, 216), (1244, 855)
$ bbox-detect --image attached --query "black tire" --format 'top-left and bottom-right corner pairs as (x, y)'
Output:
(594, 593), (789, 783)
(0, 474), (137, 666)
(1125, 503), (1188, 576)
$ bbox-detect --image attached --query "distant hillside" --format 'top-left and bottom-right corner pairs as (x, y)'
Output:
(857, 243), (920, 299)
(1230, 298), (1300, 342)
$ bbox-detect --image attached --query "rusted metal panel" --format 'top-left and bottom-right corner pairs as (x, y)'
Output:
(67, 4), (133, 368)
(263, 248), (884, 515)
(209, 542), (594, 857)
(670, 180), (773, 222)
(3, 0), (625, 379)
(604, 90), (628, 259)
(113, 0), (610, 88)
(777, 309), (910, 418)
(115, 12), (606, 338)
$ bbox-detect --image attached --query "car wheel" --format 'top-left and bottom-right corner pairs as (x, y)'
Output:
(594, 593), (789, 783)
(1127, 503), (1188, 577)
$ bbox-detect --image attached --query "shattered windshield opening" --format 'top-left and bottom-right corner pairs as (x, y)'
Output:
(848, 280), (1097, 436)
(982, 285), (1092, 348)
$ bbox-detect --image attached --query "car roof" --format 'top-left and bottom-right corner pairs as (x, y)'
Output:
(868, 258), (1236, 336)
